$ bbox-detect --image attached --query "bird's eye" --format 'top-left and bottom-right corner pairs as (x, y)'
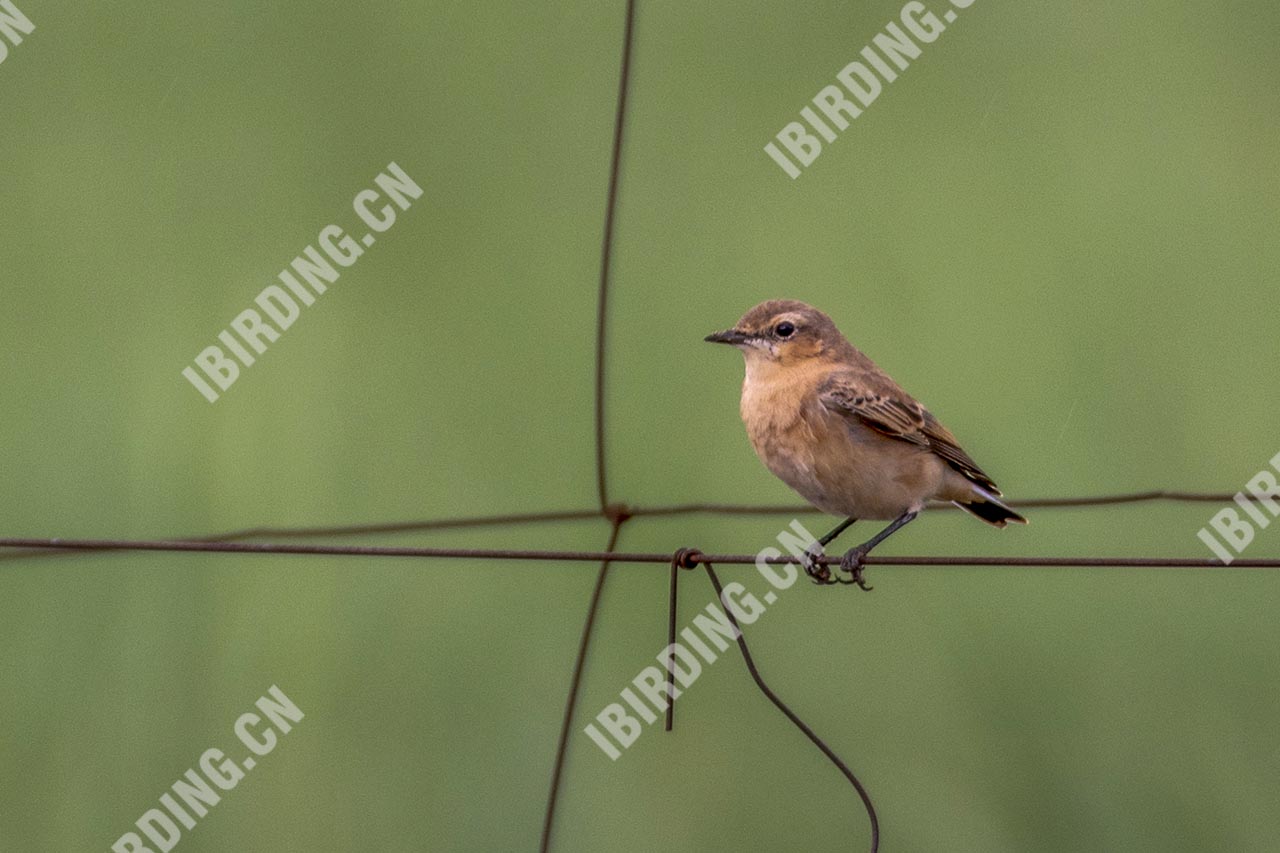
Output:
(775, 321), (796, 338)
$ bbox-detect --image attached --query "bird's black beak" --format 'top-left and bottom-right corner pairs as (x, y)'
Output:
(704, 329), (750, 345)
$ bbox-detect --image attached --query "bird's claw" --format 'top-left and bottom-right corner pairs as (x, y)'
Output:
(801, 544), (836, 585)
(803, 542), (872, 589)
(838, 547), (874, 591)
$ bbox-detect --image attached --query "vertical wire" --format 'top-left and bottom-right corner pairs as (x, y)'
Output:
(665, 556), (678, 731)
(542, 1), (639, 848)
(592, 0), (637, 510)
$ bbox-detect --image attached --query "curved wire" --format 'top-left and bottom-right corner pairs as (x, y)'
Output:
(700, 557), (880, 852)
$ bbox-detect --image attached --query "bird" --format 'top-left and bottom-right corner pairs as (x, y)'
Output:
(705, 299), (1026, 590)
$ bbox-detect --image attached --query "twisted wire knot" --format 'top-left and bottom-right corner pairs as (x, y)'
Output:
(670, 547), (703, 570)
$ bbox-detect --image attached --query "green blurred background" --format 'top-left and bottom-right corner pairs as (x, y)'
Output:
(2, 1), (1278, 850)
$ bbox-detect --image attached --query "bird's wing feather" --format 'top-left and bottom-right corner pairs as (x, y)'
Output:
(818, 370), (1001, 495)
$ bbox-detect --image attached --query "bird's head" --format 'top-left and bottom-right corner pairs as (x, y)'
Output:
(704, 300), (849, 368)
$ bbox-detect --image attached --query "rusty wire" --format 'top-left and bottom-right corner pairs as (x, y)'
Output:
(543, 1), (636, 849)
(690, 551), (880, 852)
(666, 547), (878, 850)
(539, 517), (624, 853)
(1, 536), (1277, 568)
(0, 491), (1271, 567)
(2, 0), (1274, 850)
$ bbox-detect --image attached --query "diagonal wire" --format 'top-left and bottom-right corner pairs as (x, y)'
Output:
(539, 518), (623, 853)
(700, 557), (879, 852)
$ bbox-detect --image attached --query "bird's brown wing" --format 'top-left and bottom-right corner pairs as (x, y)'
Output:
(818, 370), (1001, 495)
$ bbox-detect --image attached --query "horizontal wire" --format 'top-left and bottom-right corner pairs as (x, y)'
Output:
(0, 490), (1256, 553)
(0, 509), (612, 563)
(0, 491), (1270, 566)
(634, 490), (1273, 516)
(0, 537), (1275, 568)
(195, 509), (606, 541)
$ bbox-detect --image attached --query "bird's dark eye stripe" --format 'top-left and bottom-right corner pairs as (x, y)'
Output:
(775, 321), (796, 337)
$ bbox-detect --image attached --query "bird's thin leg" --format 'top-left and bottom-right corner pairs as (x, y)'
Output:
(820, 517), (858, 547)
(837, 510), (919, 591)
(802, 517), (857, 585)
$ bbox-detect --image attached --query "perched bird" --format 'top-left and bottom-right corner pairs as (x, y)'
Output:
(705, 299), (1025, 589)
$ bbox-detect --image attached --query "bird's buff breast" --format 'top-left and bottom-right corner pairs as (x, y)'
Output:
(739, 370), (944, 520)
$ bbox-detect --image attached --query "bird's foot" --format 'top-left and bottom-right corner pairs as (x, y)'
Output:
(801, 543), (836, 585)
(837, 546), (874, 591)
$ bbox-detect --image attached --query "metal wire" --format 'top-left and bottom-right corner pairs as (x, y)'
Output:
(698, 555), (880, 852)
(0, 0), (1268, 843)
(542, 1), (637, 849)
(633, 489), (1280, 516)
(591, 0), (636, 513)
(539, 518), (623, 853)
(1, 490), (1271, 562)
(1, 537), (1276, 568)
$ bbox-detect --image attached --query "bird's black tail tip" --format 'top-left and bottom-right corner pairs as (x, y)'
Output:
(954, 498), (1028, 528)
